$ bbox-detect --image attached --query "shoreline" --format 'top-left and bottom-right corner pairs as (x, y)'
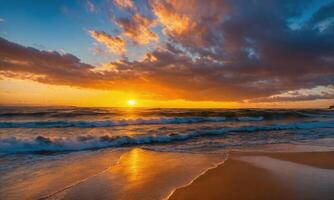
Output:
(163, 153), (230, 200)
(169, 151), (334, 200)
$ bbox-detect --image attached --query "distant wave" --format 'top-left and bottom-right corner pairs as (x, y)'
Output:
(139, 109), (334, 119)
(236, 116), (264, 121)
(1, 107), (333, 119)
(1, 120), (333, 153)
(0, 110), (114, 118)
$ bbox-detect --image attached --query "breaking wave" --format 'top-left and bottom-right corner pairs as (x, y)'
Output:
(1, 120), (333, 153)
(0, 116), (263, 128)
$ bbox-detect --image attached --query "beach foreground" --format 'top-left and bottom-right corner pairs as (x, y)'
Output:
(169, 151), (334, 200)
(1, 146), (334, 200)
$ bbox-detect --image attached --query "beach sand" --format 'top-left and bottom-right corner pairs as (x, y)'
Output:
(2, 147), (334, 200)
(169, 151), (334, 200)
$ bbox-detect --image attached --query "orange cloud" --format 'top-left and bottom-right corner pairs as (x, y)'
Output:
(114, 0), (133, 9)
(89, 30), (126, 55)
(152, 0), (194, 36)
(150, 0), (230, 48)
(114, 14), (159, 45)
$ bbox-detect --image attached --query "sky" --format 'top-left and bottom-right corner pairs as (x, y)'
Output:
(0, 0), (333, 108)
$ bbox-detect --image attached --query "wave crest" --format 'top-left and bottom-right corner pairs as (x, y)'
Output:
(0, 117), (230, 128)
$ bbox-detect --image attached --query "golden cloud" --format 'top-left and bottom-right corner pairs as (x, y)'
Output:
(152, 0), (195, 36)
(114, 0), (133, 9)
(89, 30), (126, 55)
(115, 14), (159, 45)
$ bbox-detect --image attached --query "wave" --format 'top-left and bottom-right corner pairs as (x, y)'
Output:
(237, 116), (264, 121)
(139, 109), (334, 119)
(1, 107), (333, 119)
(1, 120), (333, 153)
(2, 115), (331, 128)
(0, 109), (114, 118)
(0, 117), (231, 128)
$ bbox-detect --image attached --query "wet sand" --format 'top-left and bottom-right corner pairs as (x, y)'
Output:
(47, 148), (225, 200)
(169, 151), (334, 200)
(2, 148), (334, 200)
(0, 149), (128, 200)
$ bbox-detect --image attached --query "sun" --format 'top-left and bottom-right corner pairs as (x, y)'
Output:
(127, 99), (136, 106)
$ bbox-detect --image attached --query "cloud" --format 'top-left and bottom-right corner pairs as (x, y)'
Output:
(249, 86), (334, 102)
(0, 37), (158, 94)
(308, 2), (334, 26)
(258, 93), (334, 102)
(86, 0), (96, 13)
(151, 0), (229, 46)
(0, 18), (4, 23)
(110, 0), (159, 45)
(114, 13), (159, 45)
(151, 1), (194, 36)
(109, 0), (334, 101)
(114, 0), (133, 9)
(1, 0), (334, 103)
(0, 37), (96, 87)
(89, 30), (126, 55)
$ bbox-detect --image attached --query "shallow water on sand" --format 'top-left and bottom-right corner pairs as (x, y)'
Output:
(0, 148), (226, 200)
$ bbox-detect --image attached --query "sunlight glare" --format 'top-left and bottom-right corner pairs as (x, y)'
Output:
(128, 99), (136, 106)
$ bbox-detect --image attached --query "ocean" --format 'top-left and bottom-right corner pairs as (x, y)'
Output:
(1, 106), (334, 199)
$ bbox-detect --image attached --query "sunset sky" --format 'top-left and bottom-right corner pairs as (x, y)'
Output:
(0, 0), (333, 108)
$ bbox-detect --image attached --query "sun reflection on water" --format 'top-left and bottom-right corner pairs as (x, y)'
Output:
(128, 148), (140, 181)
